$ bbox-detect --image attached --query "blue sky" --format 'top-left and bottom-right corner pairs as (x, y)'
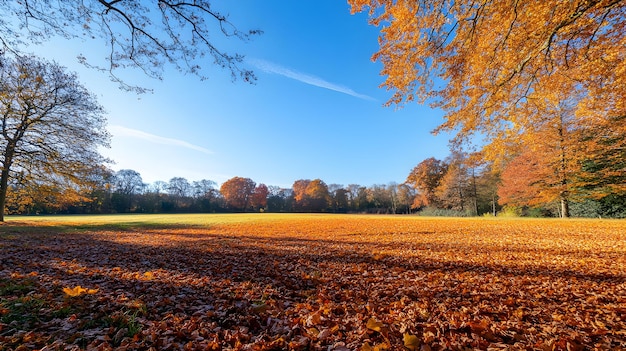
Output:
(29, 1), (451, 188)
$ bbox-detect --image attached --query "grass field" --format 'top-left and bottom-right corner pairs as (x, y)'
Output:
(1, 214), (625, 350)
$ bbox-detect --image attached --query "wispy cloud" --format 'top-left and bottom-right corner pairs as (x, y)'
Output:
(109, 125), (213, 155)
(249, 58), (376, 101)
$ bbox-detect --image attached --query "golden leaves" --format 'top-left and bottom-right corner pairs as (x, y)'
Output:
(402, 333), (420, 350)
(2, 215), (626, 349)
(62, 285), (99, 297)
(366, 317), (384, 332)
(350, 0), (626, 196)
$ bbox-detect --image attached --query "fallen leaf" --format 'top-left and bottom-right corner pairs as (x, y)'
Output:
(403, 333), (421, 350)
(366, 317), (384, 332)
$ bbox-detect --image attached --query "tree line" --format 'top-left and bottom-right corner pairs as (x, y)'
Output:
(5, 157), (625, 217)
(4, 168), (414, 215)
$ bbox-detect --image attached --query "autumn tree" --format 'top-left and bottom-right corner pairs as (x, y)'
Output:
(405, 158), (447, 209)
(435, 152), (474, 213)
(79, 165), (115, 214)
(292, 179), (311, 212)
(220, 176), (256, 211)
(292, 179), (331, 212)
(351, 0), (625, 208)
(0, 54), (109, 221)
(250, 183), (269, 211)
(474, 165), (501, 216)
(398, 183), (417, 214)
(366, 184), (394, 213)
(305, 179), (331, 212)
(575, 116), (626, 199)
(1, 1), (262, 91)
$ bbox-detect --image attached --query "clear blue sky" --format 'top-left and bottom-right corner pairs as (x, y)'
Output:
(30, 1), (451, 188)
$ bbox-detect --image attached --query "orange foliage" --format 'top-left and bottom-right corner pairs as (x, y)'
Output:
(349, 0), (624, 124)
(2, 216), (625, 349)
(405, 158), (447, 208)
(219, 176), (256, 211)
(292, 179), (331, 211)
(350, 0), (625, 202)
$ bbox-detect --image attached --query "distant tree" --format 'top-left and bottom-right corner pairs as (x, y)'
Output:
(167, 177), (192, 209)
(192, 180), (218, 199)
(344, 184), (369, 212)
(111, 169), (144, 212)
(292, 179), (330, 212)
(435, 152), (472, 213)
(346, 184), (361, 210)
(168, 177), (191, 198)
(396, 183), (416, 214)
(305, 179), (331, 212)
(292, 179), (311, 212)
(0, 54), (109, 221)
(387, 183), (400, 214)
(190, 179), (219, 212)
(266, 186), (293, 212)
(80, 165), (115, 214)
(1, 1), (262, 91)
(332, 188), (350, 213)
(250, 183), (269, 211)
(327, 184), (347, 213)
(474, 165), (501, 216)
(405, 158), (448, 209)
(367, 184), (393, 213)
(150, 181), (168, 195)
(113, 170), (144, 197)
(354, 186), (370, 212)
(220, 176), (256, 211)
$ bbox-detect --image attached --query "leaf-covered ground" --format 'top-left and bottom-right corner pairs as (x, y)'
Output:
(1, 215), (625, 350)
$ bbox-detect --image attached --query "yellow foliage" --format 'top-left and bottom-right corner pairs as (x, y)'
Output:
(366, 317), (384, 332)
(63, 286), (98, 297)
(403, 333), (421, 350)
(349, 0), (626, 201)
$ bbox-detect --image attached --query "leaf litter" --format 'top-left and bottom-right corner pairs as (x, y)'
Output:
(0, 216), (625, 350)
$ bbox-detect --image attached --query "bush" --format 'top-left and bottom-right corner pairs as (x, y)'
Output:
(499, 206), (521, 217)
(417, 207), (473, 217)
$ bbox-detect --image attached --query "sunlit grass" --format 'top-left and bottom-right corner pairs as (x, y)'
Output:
(4, 213), (291, 228)
(4, 212), (623, 229)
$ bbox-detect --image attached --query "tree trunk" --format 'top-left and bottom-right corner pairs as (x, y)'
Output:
(0, 146), (15, 222)
(471, 168), (478, 216)
(557, 112), (570, 218)
(0, 165), (10, 222)
(561, 197), (570, 218)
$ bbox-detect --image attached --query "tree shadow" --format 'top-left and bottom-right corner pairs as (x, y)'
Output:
(2, 221), (625, 349)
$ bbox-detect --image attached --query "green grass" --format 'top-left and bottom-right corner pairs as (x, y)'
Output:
(0, 278), (37, 296)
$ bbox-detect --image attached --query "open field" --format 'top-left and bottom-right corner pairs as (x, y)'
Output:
(1, 214), (625, 350)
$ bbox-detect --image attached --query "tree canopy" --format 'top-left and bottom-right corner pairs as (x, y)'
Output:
(350, 0), (625, 214)
(349, 0), (624, 131)
(0, 1), (262, 91)
(0, 54), (109, 221)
